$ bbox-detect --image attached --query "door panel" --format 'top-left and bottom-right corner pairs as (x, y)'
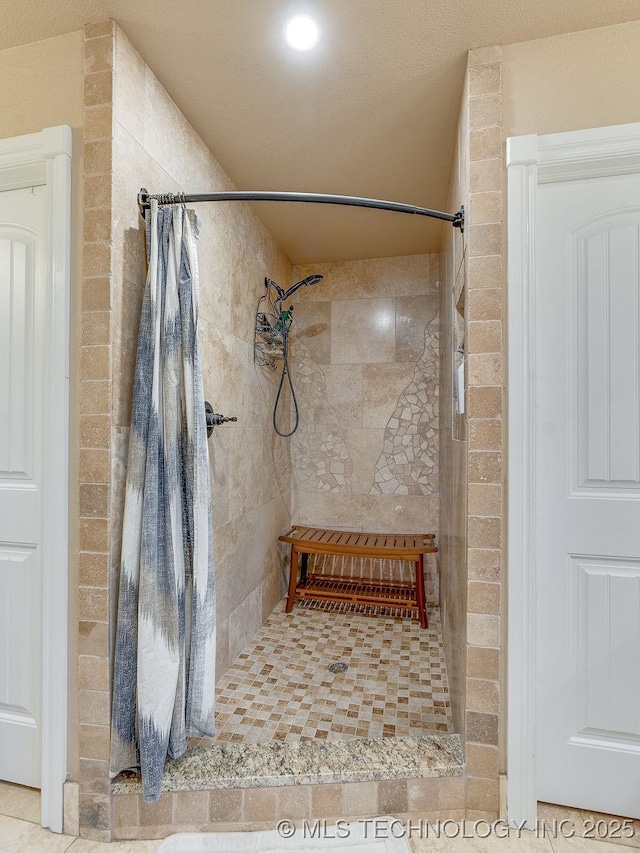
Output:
(536, 174), (640, 817)
(0, 185), (46, 788)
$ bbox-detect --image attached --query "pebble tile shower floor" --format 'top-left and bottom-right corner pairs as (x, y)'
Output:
(198, 599), (453, 745)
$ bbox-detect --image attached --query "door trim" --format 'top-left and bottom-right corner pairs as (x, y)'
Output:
(506, 121), (640, 827)
(0, 126), (72, 832)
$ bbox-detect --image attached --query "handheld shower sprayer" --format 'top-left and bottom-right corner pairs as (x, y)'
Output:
(254, 274), (324, 436)
(280, 274), (323, 303)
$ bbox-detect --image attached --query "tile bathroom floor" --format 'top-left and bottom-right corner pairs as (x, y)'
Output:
(0, 785), (638, 852)
(199, 598), (453, 746)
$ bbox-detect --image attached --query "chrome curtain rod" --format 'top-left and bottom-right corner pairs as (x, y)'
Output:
(137, 188), (464, 230)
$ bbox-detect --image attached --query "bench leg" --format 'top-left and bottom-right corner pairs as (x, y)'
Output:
(415, 555), (428, 629)
(286, 547), (299, 613)
(300, 552), (309, 586)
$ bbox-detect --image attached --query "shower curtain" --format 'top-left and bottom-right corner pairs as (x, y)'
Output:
(110, 200), (216, 803)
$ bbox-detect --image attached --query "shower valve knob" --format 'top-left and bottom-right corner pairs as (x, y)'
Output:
(204, 402), (237, 437)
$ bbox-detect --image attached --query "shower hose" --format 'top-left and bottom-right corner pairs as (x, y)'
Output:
(273, 322), (300, 437)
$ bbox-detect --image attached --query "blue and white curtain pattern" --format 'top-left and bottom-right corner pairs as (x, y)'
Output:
(110, 200), (216, 802)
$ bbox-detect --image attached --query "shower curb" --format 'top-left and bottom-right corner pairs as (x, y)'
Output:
(111, 734), (463, 793)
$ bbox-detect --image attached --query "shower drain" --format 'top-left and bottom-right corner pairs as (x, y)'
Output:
(327, 662), (349, 673)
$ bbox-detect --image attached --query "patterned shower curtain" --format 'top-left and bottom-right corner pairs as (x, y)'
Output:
(110, 200), (216, 803)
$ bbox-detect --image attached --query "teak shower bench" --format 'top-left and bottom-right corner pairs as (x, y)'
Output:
(279, 525), (437, 628)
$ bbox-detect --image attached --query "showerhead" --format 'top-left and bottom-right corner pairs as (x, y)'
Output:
(281, 274), (324, 302)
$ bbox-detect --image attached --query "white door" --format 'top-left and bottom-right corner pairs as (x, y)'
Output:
(536, 170), (640, 817)
(0, 184), (47, 788)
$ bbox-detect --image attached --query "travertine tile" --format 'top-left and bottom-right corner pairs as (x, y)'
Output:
(293, 301), (331, 365)
(467, 386), (502, 419)
(467, 614), (500, 648)
(468, 452), (502, 484)
(469, 192), (502, 226)
(466, 777), (500, 812)
(83, 242), (112, 277)
(311, 785), (343, 818)
(209, 789), (242, 822)
(467, 321), (502, 354)
(84, 105), (113, 142)
(79, 654), (110, 690)
(173, 791), (209, 824)
(79, 724), (110, 761)
(467, 646), (500, 680)
(84, 70), (113, 107)
(468, 45), (503, 66)
(466, 743), (499, 779)
(466, 711), (499, 746)
(407, 778), (441, 812)
(468, 516), (501, 549)
(469, 92), (502, 130)
(470, 126), (502, 162)
(362, 363), (416, 428)
(469, 419), (502, 451)
(83, 176), (112, 210)
(79, 483), (109, 518)
(82, 277), (112, 312)
(79, 449), (110, 484)
(468, 353), (501, 386)
(77, 620), (109, 657)
(138, 794), (174, 826)
(468, 288), (502, 321)
(79, 587), (109, 621)
(467, 582), (500, 615)
(343, 782), (378, 817)
(470, 159), (502, 194)
(79, 759), (110, 795)
(84, 140), (112, 175)
(468, 484), (501, 517)
(85, 20), (115, 39)
(468, 63), (501, 97)
(331, 299), (395, 364)
(378, 780), (408, 814)
(243, 788), (277, 822)
(276, 786), (310, 819)
(85, 35), (114, 73)
(465, 678), (499, 714)
(395, 295), (438, 362)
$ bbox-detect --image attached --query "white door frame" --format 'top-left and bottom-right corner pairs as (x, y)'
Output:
(0, 126), (72, 832)
(506, 121), (640, 827)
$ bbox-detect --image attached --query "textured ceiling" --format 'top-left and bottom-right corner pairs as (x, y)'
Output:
(3, 0), (639, 262)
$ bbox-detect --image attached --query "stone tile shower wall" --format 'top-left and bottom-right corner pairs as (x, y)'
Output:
(290, 255), (440, 572)
(439, 45), (505, 819)
(76, 21), (294, 839)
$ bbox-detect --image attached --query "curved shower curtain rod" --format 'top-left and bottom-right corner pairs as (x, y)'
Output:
(137, 188), (465, 231)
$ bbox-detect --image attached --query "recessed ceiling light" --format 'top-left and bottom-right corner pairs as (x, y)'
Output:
(283, 14), (320, 51)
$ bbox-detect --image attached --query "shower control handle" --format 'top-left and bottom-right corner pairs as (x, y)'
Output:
(204, 401), (237, 437)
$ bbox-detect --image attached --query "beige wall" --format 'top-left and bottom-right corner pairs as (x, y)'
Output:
(0, 30), (85, 781)
(290, 256), (439, 553)
(503, 20), (640, 139)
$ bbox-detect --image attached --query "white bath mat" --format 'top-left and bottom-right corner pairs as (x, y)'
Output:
(155, 816), (411, 852)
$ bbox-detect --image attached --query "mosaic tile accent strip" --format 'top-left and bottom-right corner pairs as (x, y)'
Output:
(205, 599), (452, 745)
(291, 339), (352, 493)
(371, 318), (439, 496)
